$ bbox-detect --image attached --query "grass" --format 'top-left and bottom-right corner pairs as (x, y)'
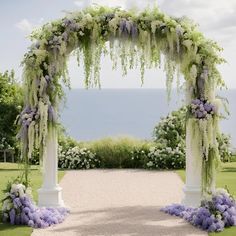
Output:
(0, 162), (65, 236)
(80, 136), (152, 168)
(0, 161), (235, 235)
(176, 162), (236, 236)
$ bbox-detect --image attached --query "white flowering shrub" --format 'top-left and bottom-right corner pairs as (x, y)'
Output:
(130, 146), (149, 168)
(153, 107), (186, 149)
(153, 107), (233, 166)
(146, 145), (185, 169)
(217, 133), (232, 162)
(58, 146), (100, 169)
(150, 107), (186, 169)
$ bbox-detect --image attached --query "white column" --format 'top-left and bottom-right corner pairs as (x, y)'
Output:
(182, 119), (202, 207)
(38, 126), (64, 207)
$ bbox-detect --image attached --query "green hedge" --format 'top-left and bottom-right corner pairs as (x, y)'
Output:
(77, 136), (152, 168)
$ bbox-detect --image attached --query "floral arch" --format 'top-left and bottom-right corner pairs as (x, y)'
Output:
(18, 6), (225, 207)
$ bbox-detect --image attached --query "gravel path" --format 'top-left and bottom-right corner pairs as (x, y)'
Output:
(32, 170), (206, 236)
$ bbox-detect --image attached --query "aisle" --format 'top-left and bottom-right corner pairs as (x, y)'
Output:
(32, 170), (206, 236)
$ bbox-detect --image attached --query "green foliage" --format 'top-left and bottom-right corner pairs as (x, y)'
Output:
(30, 135), (153, 169)
(130, 146), (149, 168)
(0, 70), (22, 104)
(29, 149), (40, 165)
(59, 134), (79, 149)
(217, 133), (232, 162)
(151, 107), (186, 169)
(153, 106), (232, 164)
(0, 71), (23, 152)
(146, 145), (185, 170)
(82, 136), (152, 168)
(153, 107), (186, 148)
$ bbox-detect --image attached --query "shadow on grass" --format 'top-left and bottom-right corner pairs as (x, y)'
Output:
(0, 222), (29, 230)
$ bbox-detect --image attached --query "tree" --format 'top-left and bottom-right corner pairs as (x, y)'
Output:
(0, 70), (23, 151)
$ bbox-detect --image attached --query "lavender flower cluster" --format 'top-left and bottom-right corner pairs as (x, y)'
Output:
(161, 189), (236, 232)
(17, 106), (39, 142)
(190, 99), (216, 119)
(119, 19), (138, 38)
(2, 183), (69, 228)
(17, 100), (56, 143)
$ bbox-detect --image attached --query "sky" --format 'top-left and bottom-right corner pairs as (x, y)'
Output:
(0, 0), (236, 88)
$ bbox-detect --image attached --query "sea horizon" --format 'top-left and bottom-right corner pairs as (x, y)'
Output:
(60, 88), (236, 148)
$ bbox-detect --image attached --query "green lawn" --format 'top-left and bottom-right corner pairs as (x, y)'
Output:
(0, 162), (65, 236)
(0, 162), (235, 236)
(176, 162), (236, 236)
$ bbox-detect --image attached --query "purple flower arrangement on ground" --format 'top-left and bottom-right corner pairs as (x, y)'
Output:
(190, 99), (216, 119)
(161, 189), (236, 232)
(2, 183), (69, 228)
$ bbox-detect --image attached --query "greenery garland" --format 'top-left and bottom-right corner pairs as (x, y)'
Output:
(19, 6), (225, 194)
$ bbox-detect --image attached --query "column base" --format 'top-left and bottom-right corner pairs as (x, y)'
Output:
(38, 185), (64, 208)
(182, 186), (202, 207)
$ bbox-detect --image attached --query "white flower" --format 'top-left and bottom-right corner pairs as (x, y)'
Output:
(25, 187), (33, 198)
(149, 147), (155, 152)
(10, 184), (18, 194)
(10, 183), (26, 196)
(147, 161), (153, 167)
(2, 199), (10, 211)
(19, 188), (24, 198)
(2, 199), (13, 211)
(215, 188), (230, 197)
(79, 31), (84, 36)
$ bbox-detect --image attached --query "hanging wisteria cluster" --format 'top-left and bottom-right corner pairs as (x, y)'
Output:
(19, 6), (225, 194)
(2, 183), (69, 228)
(162, 189), (236, 232)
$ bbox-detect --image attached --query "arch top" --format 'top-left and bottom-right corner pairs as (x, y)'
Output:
(24, 5), (224, 100)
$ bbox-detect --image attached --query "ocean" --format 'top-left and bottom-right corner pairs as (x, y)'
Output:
(60, 89), (236, 147)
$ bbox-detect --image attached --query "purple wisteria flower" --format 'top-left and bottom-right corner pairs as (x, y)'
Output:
(48, 35), (62, 52)
(131, 23), (138, 39)
(161, 189), (236, 232)
(44, 74), (56, 92)
(62, 18), (80, 31)
(2, 183), (69, 228)
(119, 19), (127, 34)
(48, 104), (57, 122)
(17, 106), (40, 143)
(190, 99), (216, 119)
(197, 65), (209, 98)
(119, 19), (138, 38)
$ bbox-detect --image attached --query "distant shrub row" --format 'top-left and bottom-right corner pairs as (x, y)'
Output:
(29, 107), (233, 170)
(56, 135), (185, 170)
